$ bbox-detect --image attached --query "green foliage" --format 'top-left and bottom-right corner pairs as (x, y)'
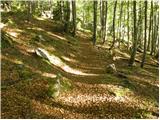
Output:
(1, 31), (13, 49)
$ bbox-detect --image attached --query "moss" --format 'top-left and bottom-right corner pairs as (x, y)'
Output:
(61, 78), (73, 91)
(113, 87), (130, 97)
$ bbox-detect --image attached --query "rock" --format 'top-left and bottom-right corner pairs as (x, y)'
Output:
(48, 74), (62, 98)
(34, 35), (46, 42)
(35, 48), (50, 60)
(38, 35), (46, 41)
(106, 64), (117, 74)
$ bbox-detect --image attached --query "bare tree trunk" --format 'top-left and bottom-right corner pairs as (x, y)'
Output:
(102, 1), (108, 44)
(129, 1), (137, 66)
(64, 1), (70, 33)
(118, 1), (124, 48)
(141, 1), (147, 68)
(137, 2), (143, 48)
(27, 1), (32, 22)
(127, 1), (130, 49)
(150, 2), (156, 56)
(109, 0), (117, 50)
(93, 1), (97, 45)
(147, 1), (153, 51)
(72, 1), (76, 36)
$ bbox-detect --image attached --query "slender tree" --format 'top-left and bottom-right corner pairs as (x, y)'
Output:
(150, 3), (156, 55)
(109, 0), (117, 50)
(129, 1), (137, 66)
(100, 1), (104, 42)
(64, 1), (70, 33)
(127, 1), (130, 49)
(137, 2), (143, 48)
(141, 1), (147, 68)
(27, 1), (32, 22)
(118, 1), (124, 48)
(147, 1), (153, 51)
(102, 1), (108, 44)
(72, 0), (76, 36)
(93, 1), (97, 45)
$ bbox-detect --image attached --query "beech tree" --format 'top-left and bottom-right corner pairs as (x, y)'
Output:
(141, 1), (147, 68)
(129, 1), (137, 66)
(93, 1), (97, 45)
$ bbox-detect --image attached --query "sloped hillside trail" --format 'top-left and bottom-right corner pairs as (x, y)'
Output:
(1, 17), (159, 119)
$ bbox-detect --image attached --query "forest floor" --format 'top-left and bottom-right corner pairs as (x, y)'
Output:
(1, 11), (159, 119)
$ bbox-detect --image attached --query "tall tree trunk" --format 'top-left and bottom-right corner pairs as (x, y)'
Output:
(100, 0), (102, 39)
(127, 1), (130, 49)
(155, 12), (159, 56)
(150, 2), (155, 55)
(101, 1), (105, 42)
(118, 1), (124, 48)
(153, 13), (157, 55)
(122, 2), (126, 42)
(129, 1), (137, 66)
(93, 1), (97, 45)
(141, 1), (147, 68)
(137, 2), (143, 48)
(72, 1), (76, 36)
(102, 1), (108, 44)
(109, 0), (117, 50)
(101, 1), (107, 44)
(64, 1), (70, 33)
(27, 1), (32, 22)
(147, 1), (153, 51)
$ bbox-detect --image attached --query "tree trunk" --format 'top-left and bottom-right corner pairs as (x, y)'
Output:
(93, 1), (97, 45)
(64, 1), (70, 33)
(129, 1), (137, 66)
(127, 1), (130, 49)
(102, 1), (108, 44)
(147, 1), (153, 51)
(137, 2), (143, 48)
(141, 1), (147, 68)
(153, 13), (157, 55)
(27, 1), (32, 22)
(109, 0), (117, 50)
(72, 1), (76, 36)
(118, 1), (124, 48)
(150, 3), (156, 55)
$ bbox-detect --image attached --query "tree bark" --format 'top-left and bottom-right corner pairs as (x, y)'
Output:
(141, 1), (147, 68)
(93, 1), (97, 45)
(109, 0), (117, 50)
(128, 1), (137, 66)
(102, 1), (108, 44)
(137, 2), (143, 48)
(147, 1), (153, 51)
(127, 1), (130, 49)
(72, 1), (76, 36)
(118, 1), (124, 48)
(64, 1), (70, 33)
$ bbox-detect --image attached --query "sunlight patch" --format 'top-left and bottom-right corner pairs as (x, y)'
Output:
(61, 56), (77, 63)
(59, 94), (131, 106)
(27, 27), (44, 31)
(36, 48), (98, 76)
(47, 31), (66, 40)
(0, 23), (7, 29)
(42, 72), (56, 78)
(8, 31), (18, 37)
